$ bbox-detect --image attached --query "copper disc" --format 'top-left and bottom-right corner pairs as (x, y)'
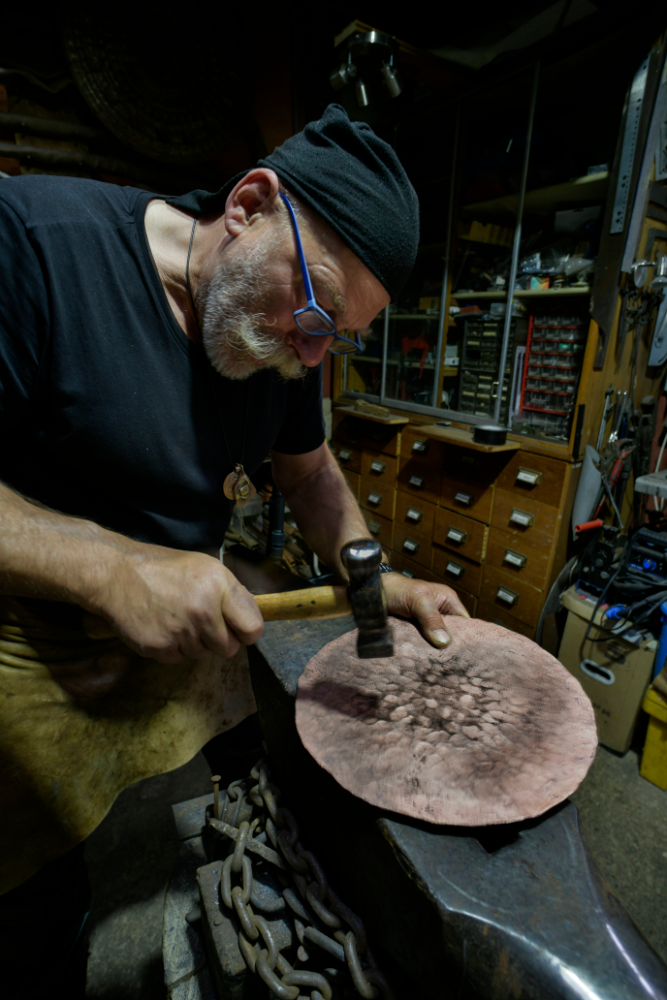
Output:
(296, 618), (597, 826)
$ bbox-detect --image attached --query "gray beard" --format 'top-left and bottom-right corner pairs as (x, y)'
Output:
(198, 238), (306, 381)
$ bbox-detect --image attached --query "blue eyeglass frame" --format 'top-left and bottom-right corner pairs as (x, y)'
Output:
(279, 192), (362, 355)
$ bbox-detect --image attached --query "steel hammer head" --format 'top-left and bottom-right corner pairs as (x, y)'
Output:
(340, 539), (394, 659)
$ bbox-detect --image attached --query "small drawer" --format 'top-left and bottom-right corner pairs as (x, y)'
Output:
(391, 550), (438, 582)
(398, 457), (441, 505)
(451, 587), (477, 619)
(440, 475), (494, 525)
(432, 546), (482, 596)
(433, 508), (488, 564)
(395, 490), (437, 537)
(392, 524), (432, 570)
(359, 475), (396, 518)
(362, 510), (394, 550)
(491, 488), (558, 547)
(332, 414), (401, 457)
(342, 469), (360, 500)
(331, 442), (362, 474)
(443, 445), (514, 484)
(477, 599), (536, 640)
(400, 428), (445, 466)
(361, 449), (399, 482)
(496, 452), (567, 508)
(480, 565), (543, 629)
(485, 527), (550, 590)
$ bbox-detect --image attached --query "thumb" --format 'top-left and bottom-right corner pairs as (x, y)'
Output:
(411, 591), (452, 649)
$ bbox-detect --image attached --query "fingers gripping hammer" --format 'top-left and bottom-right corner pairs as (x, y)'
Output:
(83, 538), (394, 659)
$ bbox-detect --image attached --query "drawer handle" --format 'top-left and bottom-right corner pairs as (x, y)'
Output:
(412, 439), (429, 454)
(367, 492), (383, 506)
(339, 448), (352, 462)
(370, 460), (386, 475)
(455, 490), (474, 506)
(516, 467), (542, 486)
(461, 455), (475, 466)
(406, 506), (423, 523)
(503, 548), (527, 569)
(497, 586), (519, 607)
(409, 475), (425, 489)
(446, 560), (464, 578)
(367, 520), (381, 535)
(401, 568), (416, 579)
(402, 537), (420, 555)
(447, 527), (467, 544)
(510, 508), (534, 527)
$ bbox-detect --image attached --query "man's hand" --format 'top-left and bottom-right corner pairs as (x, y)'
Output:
(381, 572), (469, 648)
(88, 546), (264, 663)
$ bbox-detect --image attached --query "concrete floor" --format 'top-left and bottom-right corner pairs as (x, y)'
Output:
(84, 742), (667, 997)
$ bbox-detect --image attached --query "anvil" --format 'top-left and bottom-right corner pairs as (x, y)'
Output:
(247, 615), (667, 1000)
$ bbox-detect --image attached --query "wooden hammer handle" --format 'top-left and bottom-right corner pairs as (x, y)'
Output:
(82, 585), (351, 639)
(255, 585), (350, 621)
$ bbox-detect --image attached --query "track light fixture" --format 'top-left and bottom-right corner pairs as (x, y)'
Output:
(330, 30), (402, 109)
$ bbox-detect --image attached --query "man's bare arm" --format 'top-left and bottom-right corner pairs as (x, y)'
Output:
(271, 444), (470, 646)
(0, 482), (263, 661)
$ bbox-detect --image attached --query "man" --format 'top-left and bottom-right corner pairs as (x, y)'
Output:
(0, 104), (466, 993)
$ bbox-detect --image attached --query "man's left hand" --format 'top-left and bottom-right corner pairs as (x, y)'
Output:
(381, 572), (470, 648)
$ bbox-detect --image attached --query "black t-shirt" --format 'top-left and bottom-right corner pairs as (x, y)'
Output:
(0, 175), (325, 550)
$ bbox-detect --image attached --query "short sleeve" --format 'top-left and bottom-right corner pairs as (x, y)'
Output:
(272, 363), (326, 454)
(0, 193), (50, 435)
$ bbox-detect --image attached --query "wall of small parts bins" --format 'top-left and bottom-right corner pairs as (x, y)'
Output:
(331, 411), (578, 639)
(517, 312), (588, 439)
(458, 315), (524, 423)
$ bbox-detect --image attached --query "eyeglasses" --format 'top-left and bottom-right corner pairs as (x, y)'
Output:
(279, 192), (362, 355)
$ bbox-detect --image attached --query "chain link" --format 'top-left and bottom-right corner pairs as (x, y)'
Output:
(208, 759), (394, 1000)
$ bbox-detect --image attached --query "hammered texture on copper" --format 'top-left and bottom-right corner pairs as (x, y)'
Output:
(296, 617), (597, 826)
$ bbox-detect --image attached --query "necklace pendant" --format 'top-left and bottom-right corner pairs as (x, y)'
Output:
(223, 464), (257, 508)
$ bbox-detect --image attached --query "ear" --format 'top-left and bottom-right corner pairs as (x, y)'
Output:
(225, 168), (281, 237)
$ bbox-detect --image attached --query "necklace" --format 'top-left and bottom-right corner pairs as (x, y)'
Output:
(186, 216), (257, 509)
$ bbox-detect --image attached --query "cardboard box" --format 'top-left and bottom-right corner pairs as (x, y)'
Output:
(558, 586), (656, 753)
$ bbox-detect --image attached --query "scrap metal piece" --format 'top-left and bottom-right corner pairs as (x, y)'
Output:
(296, 617), (597, 826)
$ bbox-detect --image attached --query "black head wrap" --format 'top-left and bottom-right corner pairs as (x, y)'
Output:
(165, 105), (419, 300)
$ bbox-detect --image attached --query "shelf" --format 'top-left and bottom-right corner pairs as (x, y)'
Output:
(460, 171), (609, 221)
(453, 286), (591, 300)
(387, 313), (441, 320)
(352, 357), (436, 370)
(334, 405), (409, 425)
(417, 424), (521, 453)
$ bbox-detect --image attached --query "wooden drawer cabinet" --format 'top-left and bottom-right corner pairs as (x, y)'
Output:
(362, 510), (393, 550)
(491, 488), (558, 547)
(477, 599), (536, 639)
(440, 475), (494, 525)
(480, 565), (543, 628)
(391, 551), (438, 582)
(333, 415), (401, 457)
(398, 457), (441, 506)
(432, 546), (482, 595)
(331, 442), (361, 473)
(496, 452), (566, 508)
(433, 508), (488, 564)
(393, 524), (432, 570)
(359, 475), (396, 518)
(401, 428), (445, 466)
(395, 491), (437, 537)
(342, 469), (360, 500)
(485, 526), (550, 590)
(360, 449), (399, 482)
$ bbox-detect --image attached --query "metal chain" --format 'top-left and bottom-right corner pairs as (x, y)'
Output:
(208, 759), (394, 1000)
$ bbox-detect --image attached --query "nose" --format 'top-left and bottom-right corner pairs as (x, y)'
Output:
(285, 330), (333, 367)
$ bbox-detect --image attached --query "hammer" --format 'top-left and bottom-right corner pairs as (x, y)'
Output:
(83, 539), (394, 659)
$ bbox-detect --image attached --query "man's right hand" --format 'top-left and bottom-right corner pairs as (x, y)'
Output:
(86, 546), (264, 663)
